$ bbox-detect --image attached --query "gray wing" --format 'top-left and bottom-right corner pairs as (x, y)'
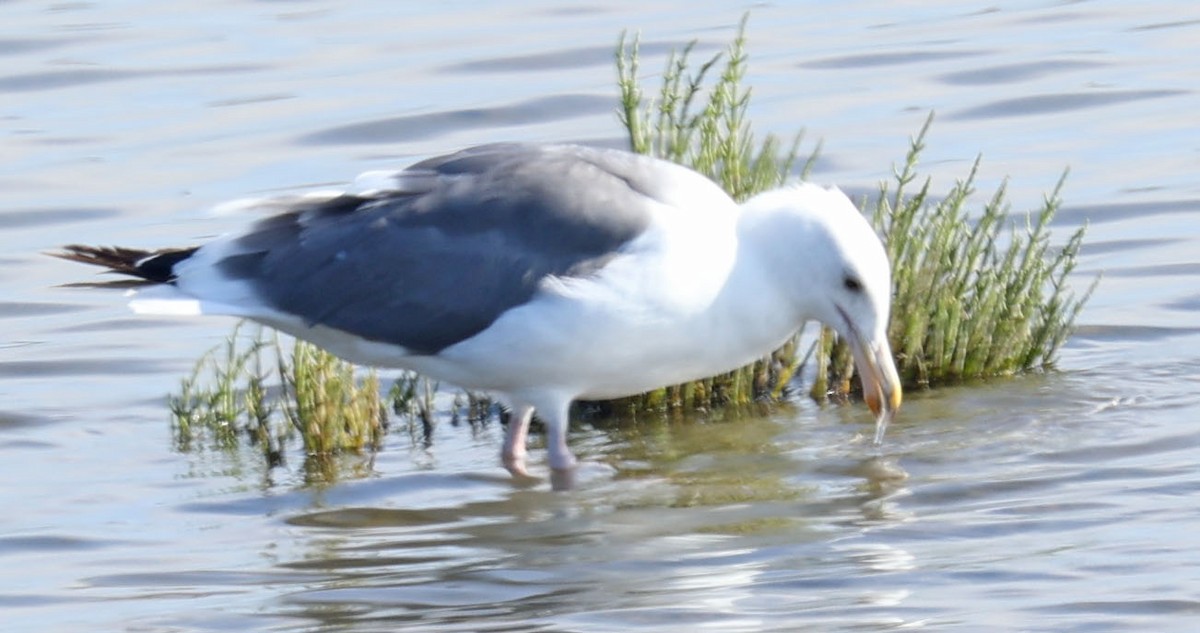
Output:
(213, 144), (663, 355)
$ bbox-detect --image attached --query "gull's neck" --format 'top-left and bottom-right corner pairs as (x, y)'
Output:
(690, 196), (822, 370)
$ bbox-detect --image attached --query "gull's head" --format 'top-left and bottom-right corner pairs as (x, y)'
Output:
(742, 184), (903, 442)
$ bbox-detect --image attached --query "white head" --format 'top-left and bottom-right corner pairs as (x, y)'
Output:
(741, 184), (903, 441)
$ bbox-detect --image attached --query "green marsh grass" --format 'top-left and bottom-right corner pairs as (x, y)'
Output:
(169, 322), (285, 461)
(616, 15), (814, 201)
(814, 114), (1097, 394)
(170, 327), (394, 479)
(279, 340), (387, 456)
(614, 17), (1094, 408)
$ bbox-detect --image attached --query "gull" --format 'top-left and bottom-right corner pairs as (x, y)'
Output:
(56, 143), (902, 476)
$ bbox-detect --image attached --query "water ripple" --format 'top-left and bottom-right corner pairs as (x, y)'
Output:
(0, 37), (76, 56)
(299, 94), (612, 145)
(0, 301), (87, 319)
(1071, 324), (1200, 342)
(440, 41), (709, 74)
(938, 60), (1105, 86)
(799, 49), (991, 69)
(0, 357), (170, 378)
(0, 207), (119, 229)
(953, 89), (1189, 119)
(1056, 198), (1200, 226)
(0, 64), (267, 93)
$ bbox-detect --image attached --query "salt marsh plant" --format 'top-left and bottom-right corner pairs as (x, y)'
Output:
(615, 16), (1093, 408)
(278, 340), (388, 456)
(814, 115), (1095, 394)
(170, 327), (390, 478)
(616, 15), (813, 201)
(169, 322), (285, 461)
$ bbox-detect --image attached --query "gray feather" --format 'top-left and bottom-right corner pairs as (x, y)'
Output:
(215, 144), (658, 354)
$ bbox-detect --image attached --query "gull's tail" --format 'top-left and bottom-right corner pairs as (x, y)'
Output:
(52, 245), (198, 284)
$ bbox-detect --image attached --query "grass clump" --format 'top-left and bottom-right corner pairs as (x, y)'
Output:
(169, 327), (393, 480)
(812, 114), (1096, 393)
(617, 15), (814, 201)
(169, 322), (285, 461)
(279, 340), (387, 456)
(612, 15), (1094, 408)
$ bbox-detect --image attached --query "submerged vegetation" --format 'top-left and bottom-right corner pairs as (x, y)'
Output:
(168, 16), (1093, 472)
(169, 325), (395, 482)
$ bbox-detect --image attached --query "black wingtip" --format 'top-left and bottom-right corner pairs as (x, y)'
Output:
(51, 244), (198, 283)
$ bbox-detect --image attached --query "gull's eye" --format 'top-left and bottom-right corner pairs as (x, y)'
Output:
(843, 276), (863, 292)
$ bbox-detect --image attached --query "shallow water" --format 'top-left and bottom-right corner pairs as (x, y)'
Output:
(4, 1), (1200, 631)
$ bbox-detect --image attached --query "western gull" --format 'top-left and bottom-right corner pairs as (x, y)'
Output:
(56, 143), (902, 476)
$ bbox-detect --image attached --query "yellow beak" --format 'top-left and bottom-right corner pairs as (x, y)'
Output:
(847, 330), (903, 444)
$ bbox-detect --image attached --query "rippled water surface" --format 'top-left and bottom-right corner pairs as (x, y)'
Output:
(4, 2), (1200, 631)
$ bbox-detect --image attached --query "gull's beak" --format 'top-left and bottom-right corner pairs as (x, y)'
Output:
(843, 321), (903, 445)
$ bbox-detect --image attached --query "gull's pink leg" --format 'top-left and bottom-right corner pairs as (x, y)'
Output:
(501, 403), (534, 476)
(541, 402), (577, 472)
